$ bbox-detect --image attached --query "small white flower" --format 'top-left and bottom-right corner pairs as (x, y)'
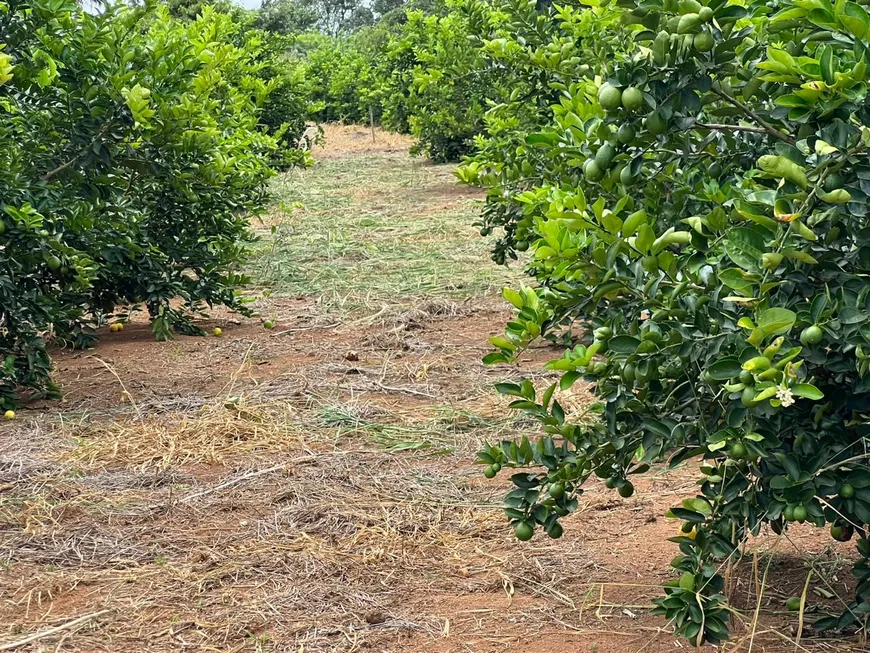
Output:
(776, 386), (795, 408)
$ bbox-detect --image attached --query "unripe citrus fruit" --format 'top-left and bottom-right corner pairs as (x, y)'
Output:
(645, 112), (668, 135)
(617, 123), (636, 144)
(263, 320), (275, 330)
(598, 84), (622, 112)
(548, 482), (565, 499)
(729, 442), (747, 459)
(793, 504), (807, 523)
(621, 86), (644, 111)
(841, 482), (855, 499)
(800, 325), (823, 346)
(694, 31), (714, 51)
(786, 596), (801, 611)
(831, 523), (854, 542)
(741, 386), (758, 407)
(824, 173), (844, 192)
(594, 143), (616, 168)
(548, 522), (564, 539)
(514, 521), (534, 541)
(583, 159), (605, 182)
(483, 466), (496, 479)
(618, 481), (635, 498)
(698, 6), (713, 21)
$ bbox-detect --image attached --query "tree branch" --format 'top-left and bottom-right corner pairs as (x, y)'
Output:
(695, 122), (771, 136)
(710, 88), (795, 145)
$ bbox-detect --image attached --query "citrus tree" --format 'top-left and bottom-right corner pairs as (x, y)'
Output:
(405, 2), (495, 161)
(456, 0), (628, 264)
(476, 0), (870, 642)
(0, 0), (284, 407)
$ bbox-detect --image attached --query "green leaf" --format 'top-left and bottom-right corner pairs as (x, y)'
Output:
(757, 308), (797, 337)
(719, 268), (757, 294)
(502, 288), (524, 309)
(707, 358), (743, 381)
(791, 383), (823, 400)
(608, 335), (641, 353)
(724, 228), (766, 270)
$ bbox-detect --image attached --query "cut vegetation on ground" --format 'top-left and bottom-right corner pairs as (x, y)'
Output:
(0, 126), (863, 652)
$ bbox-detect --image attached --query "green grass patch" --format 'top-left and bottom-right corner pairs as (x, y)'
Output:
(248, 153), (517, 314)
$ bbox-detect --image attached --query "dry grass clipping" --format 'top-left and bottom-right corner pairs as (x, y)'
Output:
(59, 401), (302, 470)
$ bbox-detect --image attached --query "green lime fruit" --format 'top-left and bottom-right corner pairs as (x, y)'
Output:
(784, 504), (796, 521)
(584, 159), (605, 182)
(483, 466), (496, 479)
(729, 442), (747, 459)
(694, 31), (714, 51)
(263, 320), (275, 330)
(548, 522), (564, 539)
(739, 370), (754, 385)
(824, 173), (844, 192)
(618, 481), (635, 498)
(492, 463), (501, 473)
(515, 241), (529, 252)
(841, 482), (856, 499)
(642, 255), (659, 273)
(786, 596), (802, 611)
(645, 112), (668, 135)
(707, 162), (723, 177)
(593, 326), (613, 340)
(698, 6), (713, 21)
(793, 504), (808, 523)
(622, 363), (636, 384)
(514, 521), (535, 541)
(622, 86), (644, 111)
(741, 386), (758, 407)
(45, 255), (62, 271)
(831, 523), (854, 542)
(598, 84), (622, 112)
(605, 476), (618, 489)
(594, 143), (617, 168)
(479, 226), (492, 237)
(800, 325), (823, 346)
(620, 165), (637, 186)
(617, 123), (637, 144)
(548, 482), (565, 499)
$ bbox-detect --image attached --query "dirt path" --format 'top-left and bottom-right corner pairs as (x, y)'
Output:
(0, 125), (860, 652)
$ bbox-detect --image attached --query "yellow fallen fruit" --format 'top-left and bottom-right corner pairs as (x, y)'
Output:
(4, 410), (15, 420)
(213, 328), (223, 337)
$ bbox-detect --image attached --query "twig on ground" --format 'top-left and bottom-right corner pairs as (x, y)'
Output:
(0, 609), (113, 651)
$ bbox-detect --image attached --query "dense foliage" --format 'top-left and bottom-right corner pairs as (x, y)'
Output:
(466, 0), (870, 643)
(289, 0), (493, 161)
(0, 0), (293, 407)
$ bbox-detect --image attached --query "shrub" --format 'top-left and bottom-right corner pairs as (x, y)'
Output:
(0, 0), (282, 407)
(477, 0), (870, 643)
